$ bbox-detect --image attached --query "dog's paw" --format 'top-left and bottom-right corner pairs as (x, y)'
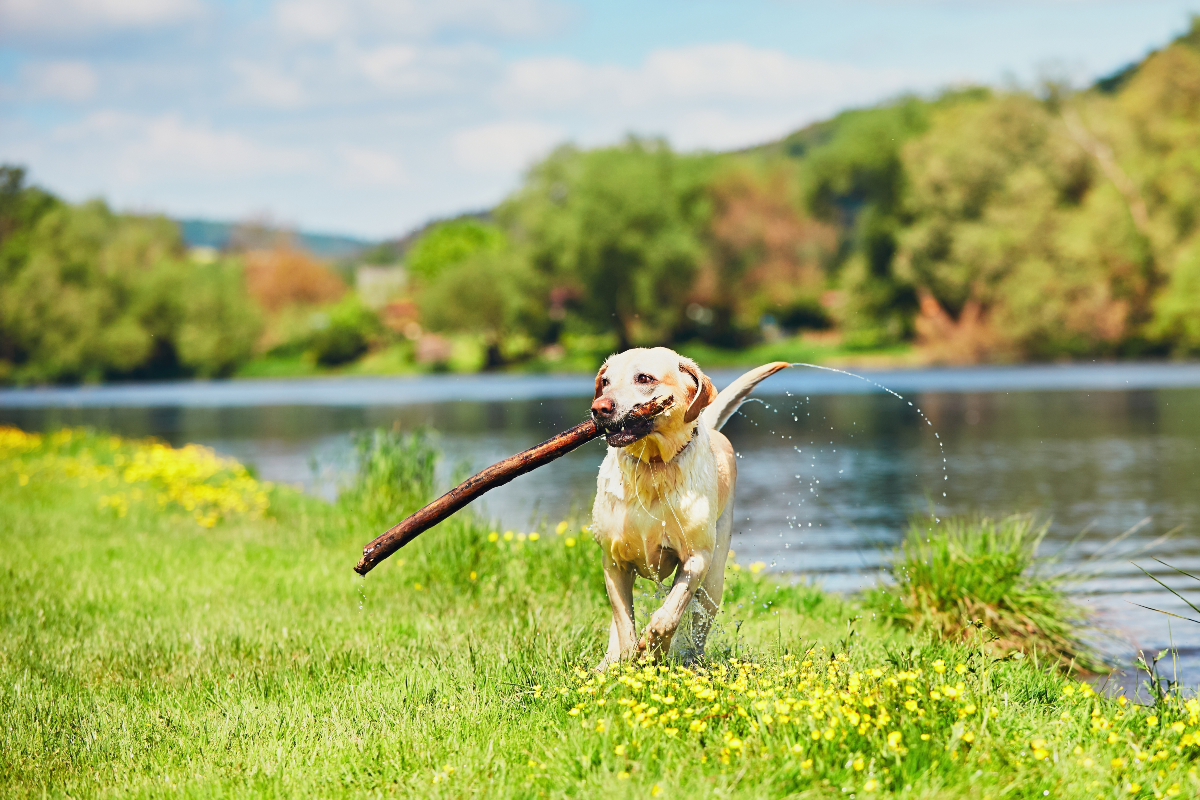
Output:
(638, 616), (677, 659)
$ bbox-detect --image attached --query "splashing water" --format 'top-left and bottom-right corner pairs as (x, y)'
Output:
(786, 362), (949, 511)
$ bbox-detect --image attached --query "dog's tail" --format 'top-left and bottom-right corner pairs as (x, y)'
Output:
(702, 361), (790, 432)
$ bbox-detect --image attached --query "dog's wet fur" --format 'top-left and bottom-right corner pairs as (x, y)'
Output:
(588, 348), (787, 668)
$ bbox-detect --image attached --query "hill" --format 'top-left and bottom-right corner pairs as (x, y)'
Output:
(177, 218), (373, 260)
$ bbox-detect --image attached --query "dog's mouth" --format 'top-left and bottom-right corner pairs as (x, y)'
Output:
(601, 416), (656, 447)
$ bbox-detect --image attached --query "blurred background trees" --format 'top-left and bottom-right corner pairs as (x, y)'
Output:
(4, 20), (1200, 383)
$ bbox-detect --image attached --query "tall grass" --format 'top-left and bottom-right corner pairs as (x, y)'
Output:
(864, 514), (1100, 672)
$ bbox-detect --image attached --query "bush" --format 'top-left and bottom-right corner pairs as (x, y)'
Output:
(863, 514), (1100, 672)
(306, 297), (382, 366)
(175, 260), (264, 377)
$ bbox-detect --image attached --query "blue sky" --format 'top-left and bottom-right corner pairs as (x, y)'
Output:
(1, 0), (1197, 239)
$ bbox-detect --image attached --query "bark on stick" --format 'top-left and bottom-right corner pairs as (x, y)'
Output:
(353, 395), (675, 576)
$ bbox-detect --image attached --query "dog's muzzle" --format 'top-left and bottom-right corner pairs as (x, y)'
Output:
(597, 414), (656, 447)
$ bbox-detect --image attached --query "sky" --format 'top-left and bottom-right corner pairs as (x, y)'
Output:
(1, 1), (1198, 240)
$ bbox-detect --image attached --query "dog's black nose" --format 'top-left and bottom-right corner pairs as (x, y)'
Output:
(591, 396), (616, 419)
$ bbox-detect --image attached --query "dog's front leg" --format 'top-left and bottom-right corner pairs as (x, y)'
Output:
(638, 551), (711, 660)
(596, 551), (637, 671)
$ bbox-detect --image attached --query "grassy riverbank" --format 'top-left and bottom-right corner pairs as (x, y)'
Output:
(232, 333), (917, 380)
(2, 427), (1198, 799)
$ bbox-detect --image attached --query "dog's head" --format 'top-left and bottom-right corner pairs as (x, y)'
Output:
(590, 347), (716, 457)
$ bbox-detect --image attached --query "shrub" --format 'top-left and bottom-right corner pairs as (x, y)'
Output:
(306, 297), (382, 366)
(863, 514), (1100, 672)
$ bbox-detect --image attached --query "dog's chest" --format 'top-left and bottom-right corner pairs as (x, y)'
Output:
(592, 442), (719, 569)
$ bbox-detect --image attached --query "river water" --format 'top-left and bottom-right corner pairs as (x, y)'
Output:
(3, 362), (1199, 685)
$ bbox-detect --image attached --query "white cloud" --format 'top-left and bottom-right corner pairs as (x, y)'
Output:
(452, 120), (563, 174)
(665, 110), (809, 152)
(0, 0), (203, 38)
(273, 0), (567, 43)
(495, 42), (924, 151)
(53, 112), (311, 180)
(20, 60), (98, 102)
(230, 61), (306, 108)
(336, 145), (405, 186)
(502, 43), (915, 112)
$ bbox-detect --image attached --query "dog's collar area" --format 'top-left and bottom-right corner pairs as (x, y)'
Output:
(646, 424), (699, 464)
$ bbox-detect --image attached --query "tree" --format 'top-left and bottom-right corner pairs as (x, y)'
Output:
(693, 161), (837, 346)
(417, 250), (534, 369)
(406, 218), (506, 283)
(501, 139), (712, 350)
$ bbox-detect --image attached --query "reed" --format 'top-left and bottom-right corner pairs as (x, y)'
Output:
(863, 514), (1103, 673)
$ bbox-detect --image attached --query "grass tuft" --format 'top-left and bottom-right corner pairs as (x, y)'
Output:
(863, 514), (1102, 673)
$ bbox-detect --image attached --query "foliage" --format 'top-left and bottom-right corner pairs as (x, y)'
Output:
(0, 426), (270, 527)
(3, 426), (1199, 799)
(305, 295), (383, 366)
(500, 139), (714, 349)
(691, 160), (837, 346)
(176, 260), (265, 377)
(242, 245), (346, 312)
(405, 217), (506, 282)
(417, 249), (536, 368)
(338, 427), (438, 529)
(0, 169), (263, 383)
(10, 22), (1200, 378)
(863, 515), (1098, 673)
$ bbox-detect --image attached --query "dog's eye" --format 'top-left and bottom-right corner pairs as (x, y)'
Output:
(601, 378), (609, 387)
(635, 373), (656, 385)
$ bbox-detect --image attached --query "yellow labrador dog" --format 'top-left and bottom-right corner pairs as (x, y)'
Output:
(589, 348), (787, 668)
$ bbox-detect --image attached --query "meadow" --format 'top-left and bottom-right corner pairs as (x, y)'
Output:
(2, 426), (1198, 799)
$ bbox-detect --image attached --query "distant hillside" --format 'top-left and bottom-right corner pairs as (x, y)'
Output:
(177, 218), (373, 260)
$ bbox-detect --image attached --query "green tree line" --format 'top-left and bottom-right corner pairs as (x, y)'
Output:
(4, 20), (1200, 383)
(0, 167), (261, 383)
(414, 20), (1200, 364)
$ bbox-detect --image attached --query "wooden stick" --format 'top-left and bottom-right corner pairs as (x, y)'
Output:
(353, 395), (675, 575)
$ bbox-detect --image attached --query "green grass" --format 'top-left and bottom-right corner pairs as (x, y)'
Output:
(863, 515), (1101, 674)
(2, 428), (1199, 799)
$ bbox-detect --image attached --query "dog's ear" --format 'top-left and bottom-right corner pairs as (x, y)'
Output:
(593, 365), (608, 399)
(680, 362), (717, 423)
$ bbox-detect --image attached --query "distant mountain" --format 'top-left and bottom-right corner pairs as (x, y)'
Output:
(177, 218), (374, 260)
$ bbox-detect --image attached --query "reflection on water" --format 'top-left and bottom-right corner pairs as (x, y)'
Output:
(2, 367), (1198, 683)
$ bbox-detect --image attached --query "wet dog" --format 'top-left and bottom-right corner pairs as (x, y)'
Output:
(589, 348), (787, 668)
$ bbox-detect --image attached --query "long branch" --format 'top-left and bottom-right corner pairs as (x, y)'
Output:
(353, 394), (675, 575)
